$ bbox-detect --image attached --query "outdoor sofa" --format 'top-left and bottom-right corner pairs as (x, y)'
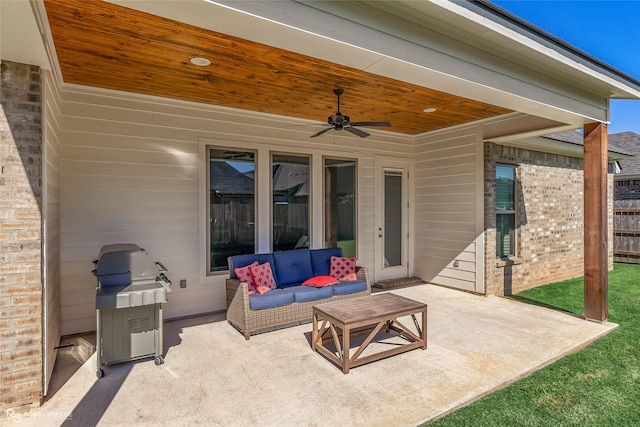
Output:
(226, 247), (371, 339)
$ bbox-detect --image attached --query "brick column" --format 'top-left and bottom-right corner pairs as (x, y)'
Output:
(0, 61), (44, 410)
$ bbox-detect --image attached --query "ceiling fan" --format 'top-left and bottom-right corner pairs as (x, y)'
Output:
(310, 88), (391, 138)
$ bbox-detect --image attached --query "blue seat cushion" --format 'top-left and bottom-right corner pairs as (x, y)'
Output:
(273, 249), (313, 287)
(332, 280), (367, 295)
(310, 247), (343, 277)
(289, 285), (335, 303)
(249, 289), (295, 310)
(228, 253), (276, 282)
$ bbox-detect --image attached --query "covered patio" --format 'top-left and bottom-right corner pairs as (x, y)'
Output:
(6, 285), (615, 426)
(3, 0), (640, 414)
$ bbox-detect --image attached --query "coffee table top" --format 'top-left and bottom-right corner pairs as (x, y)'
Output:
(313, 293), (426, 326)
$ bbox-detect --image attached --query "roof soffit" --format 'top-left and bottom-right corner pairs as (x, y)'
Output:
(103, 0), (613, 124)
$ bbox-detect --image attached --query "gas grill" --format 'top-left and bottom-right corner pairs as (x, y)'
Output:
(92, 244), (171, 378)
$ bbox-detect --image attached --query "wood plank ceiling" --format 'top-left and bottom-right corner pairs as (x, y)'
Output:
(43, 0), (512, 136)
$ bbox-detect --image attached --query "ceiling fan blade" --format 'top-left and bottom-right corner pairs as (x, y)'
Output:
(310, 127), (334, 138)
(345, 126), (370, 138)
(348, 121), (391, 127)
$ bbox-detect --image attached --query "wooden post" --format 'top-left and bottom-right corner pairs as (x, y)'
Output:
(583, 122), (608, 321)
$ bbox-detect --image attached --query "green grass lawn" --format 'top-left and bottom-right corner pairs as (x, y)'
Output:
(427, 263), (640, 426)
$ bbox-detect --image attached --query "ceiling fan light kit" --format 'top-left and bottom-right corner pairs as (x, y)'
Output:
(310, 88), (391, 138)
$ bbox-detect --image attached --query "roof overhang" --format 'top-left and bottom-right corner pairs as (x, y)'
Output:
(490, 133), (633, 161)
(3, 0), (640, 141)
(102, 0), (640, 129)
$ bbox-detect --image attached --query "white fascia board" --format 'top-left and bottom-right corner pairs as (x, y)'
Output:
(105, 0), (610, 125)
(430, 0), (640, 100)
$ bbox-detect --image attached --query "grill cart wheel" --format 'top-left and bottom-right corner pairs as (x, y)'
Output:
(96, 369), (104, 378)
(154, 356), (164, 365)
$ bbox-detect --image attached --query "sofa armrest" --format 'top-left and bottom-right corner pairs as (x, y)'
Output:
(355, 266), (371, 291)
(226, 278), (252, 339)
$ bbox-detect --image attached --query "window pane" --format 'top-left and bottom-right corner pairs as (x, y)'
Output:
(273, 154), (310, 251)
(324, 159), (356, 257)
(496, 165), (515, 210)
(496, 213), (515, 257)
(384, 171), (403, 267)
(209, 149), (255, 272)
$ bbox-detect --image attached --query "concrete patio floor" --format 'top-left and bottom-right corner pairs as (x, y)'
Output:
(4, 284), (616, 426)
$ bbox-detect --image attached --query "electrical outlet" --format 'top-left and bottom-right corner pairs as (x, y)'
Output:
(180, 279), (187, 288)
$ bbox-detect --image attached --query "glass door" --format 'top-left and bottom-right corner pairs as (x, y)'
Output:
(375, 159), (409, 280)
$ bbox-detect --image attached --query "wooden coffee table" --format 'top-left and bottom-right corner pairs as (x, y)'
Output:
(312, 293), (427, 373)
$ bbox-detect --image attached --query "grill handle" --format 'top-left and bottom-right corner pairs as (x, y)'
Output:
(159, 273), (172, 287)
(155, 261), (168, 273)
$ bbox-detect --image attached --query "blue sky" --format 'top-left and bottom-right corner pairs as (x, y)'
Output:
(493, 0), (640, 134)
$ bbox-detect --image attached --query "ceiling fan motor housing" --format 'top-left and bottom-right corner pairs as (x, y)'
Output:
(328, 113), (349, 128)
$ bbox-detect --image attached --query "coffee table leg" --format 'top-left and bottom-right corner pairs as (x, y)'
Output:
(342, 325), (350, 374)
(312, 311), (318, 351)
(422, 307), (427, 350)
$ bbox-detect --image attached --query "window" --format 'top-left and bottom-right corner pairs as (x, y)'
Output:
(208, 148), (256, 272)
(272, 154), (310, 251)
(496, 164), (516, 257)
(324, 158), (356, 257)
(384, 170), (403, 266)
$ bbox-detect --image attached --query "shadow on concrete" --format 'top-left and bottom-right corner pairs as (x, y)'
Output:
(46, 311), (227, 424)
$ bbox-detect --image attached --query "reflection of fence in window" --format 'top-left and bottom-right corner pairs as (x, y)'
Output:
(325, 159), (356, 256)
(209, 148), (256, 272)
(273, 203), (309, 251)
(273, 154), (310, 251)
(210, 202), (254, 245)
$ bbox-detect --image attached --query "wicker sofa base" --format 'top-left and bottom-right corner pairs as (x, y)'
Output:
(226, 267), (371, 340)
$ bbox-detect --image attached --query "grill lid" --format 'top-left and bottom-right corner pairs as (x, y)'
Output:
(93, 244), (171, 309)
(95, 250), (161, 283)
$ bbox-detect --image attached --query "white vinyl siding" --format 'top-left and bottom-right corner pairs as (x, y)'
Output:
(57, 85), (413, 335)
(413, 126), (484, 293)
(43, 70), (62, 394)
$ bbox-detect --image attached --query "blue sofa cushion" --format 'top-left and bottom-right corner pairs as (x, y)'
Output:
(310, 247), (343, 277)
(272, 249), (313, 287)
(229, 253), (276, 282)
(249, 289), (295, 310)
(288, 285), (335, 303)
(332, 280), (367, 296)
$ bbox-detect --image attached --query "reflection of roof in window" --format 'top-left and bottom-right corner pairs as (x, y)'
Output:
(210, 162), (255, 195)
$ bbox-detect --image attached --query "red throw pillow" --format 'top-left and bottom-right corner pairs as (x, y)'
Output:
(234, 261), (259, 294)
(341, 272), (358, 282)
(302, 275), (339, 287)
(330, 256), (357, 280)
(250, 262), (276, 294)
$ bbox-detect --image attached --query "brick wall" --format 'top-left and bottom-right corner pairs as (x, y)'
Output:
(485, 143), (614, 296)
(0, 61), (44, 410)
